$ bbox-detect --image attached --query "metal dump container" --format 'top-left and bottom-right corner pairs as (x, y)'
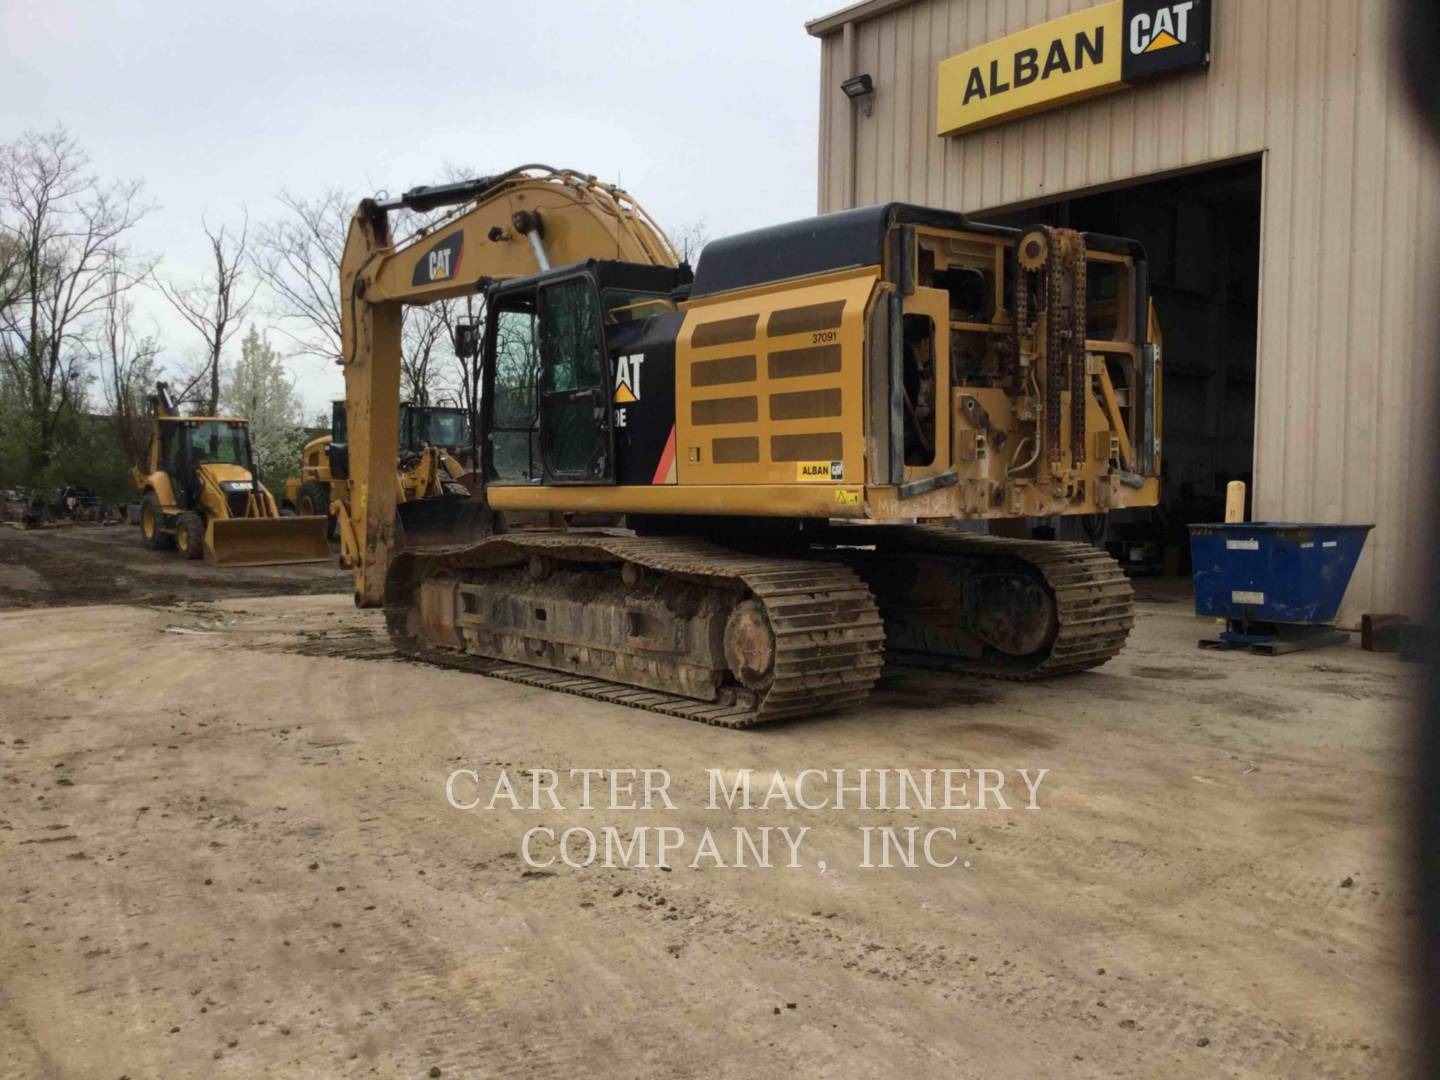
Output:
(1188, 523), (1373, 624)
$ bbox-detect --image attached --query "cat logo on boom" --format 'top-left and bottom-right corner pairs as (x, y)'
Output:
(411, 233), (464, 286)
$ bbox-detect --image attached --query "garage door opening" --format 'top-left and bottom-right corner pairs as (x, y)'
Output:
(979, 157), (1263, 580)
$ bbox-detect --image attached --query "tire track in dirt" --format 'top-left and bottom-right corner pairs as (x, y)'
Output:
(564, 858), (1396, 1079)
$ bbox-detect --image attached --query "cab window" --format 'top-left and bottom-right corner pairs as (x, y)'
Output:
(185, 421), (252, 469)
(427, 411), (470, 448)
(488, 297), (541, 482)
(538, 279), (604, 393)
(602, 288), (674, 325)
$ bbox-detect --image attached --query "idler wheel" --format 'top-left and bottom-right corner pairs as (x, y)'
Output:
(973, 573), (1056, 656)
(723, 600), (776, 690)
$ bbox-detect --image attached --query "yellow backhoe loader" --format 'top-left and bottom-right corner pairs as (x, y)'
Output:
(132, 384), (331, 566)
(336, 165), (1162, 726)
(283, 399), (477, 563)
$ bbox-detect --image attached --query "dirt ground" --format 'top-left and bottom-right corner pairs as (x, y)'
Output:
(0, 523), (350, 609)
(0, 525), (1418, 1078)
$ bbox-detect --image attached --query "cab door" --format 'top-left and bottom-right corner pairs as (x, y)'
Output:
(536, 274), (615, 484)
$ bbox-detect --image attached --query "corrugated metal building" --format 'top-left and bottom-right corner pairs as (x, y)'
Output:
(809, 0), (1440, 619)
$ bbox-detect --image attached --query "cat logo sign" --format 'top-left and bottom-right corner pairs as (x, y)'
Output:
(936, 0), (1209, 136)
(1131, 6), (1187, 53)
(411, 232), (463, 286)
(613, 352), (644, 430)
(1122, 0), (1210, 82)
(614, 353), (644, 404)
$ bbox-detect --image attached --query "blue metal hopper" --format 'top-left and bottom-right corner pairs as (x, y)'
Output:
(1187, 522), (1374, 654)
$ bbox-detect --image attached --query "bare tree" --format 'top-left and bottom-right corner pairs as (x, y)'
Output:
(255, 176), (483, 410)
(153, 212), (257, 415)
(94, 258), (161, 466)
(668, 219), (711, 265)
(0, 230), (23, 325)
(400, 302), (449, 406)
(435, 294), (482, 415)
(252, 188), (350, 363)
(0, 127), (151, 476)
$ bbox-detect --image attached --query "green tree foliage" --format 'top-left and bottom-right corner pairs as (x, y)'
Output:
(0, 369), (134, 500)
(220, 325), (305, 492)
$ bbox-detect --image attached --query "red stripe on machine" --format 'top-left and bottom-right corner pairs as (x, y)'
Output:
(652, 425), (677, 484)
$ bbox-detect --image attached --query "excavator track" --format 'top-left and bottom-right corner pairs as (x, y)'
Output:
(825, 525), (1135, 680)
(385, 534), (885, 728)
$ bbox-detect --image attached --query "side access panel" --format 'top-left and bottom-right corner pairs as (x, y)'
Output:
(675, 267), (878, 490)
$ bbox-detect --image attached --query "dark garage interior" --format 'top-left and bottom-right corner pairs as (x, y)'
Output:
(981, 157), (1263, 576)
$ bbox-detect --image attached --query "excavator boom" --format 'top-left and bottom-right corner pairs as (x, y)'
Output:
(339, 165), (677, 604)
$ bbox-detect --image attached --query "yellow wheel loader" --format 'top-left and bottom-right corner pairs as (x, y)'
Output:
(335, 166), (1163, 725)
(283, 399), (478, 564)
(132, 384), (331, 566)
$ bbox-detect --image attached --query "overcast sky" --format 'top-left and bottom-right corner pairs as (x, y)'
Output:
(2, 0), (828, 417)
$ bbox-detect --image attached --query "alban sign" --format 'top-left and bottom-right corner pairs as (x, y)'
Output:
(936, 0), (1211, 137)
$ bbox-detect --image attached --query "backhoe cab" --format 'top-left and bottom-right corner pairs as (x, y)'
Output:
(133, 383), (330, 566)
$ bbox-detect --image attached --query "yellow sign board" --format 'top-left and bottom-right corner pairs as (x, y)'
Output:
(796, 460), (844, 482)
(937, 1), (1121, 137)
(936, 0), (1212, 137)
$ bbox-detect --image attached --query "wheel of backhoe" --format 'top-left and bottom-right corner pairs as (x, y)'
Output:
(175, 513), (205, 560)
(140, 491), (173, 551)
(298, 480), (336, 539)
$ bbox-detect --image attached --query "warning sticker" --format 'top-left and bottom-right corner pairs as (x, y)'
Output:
(797, 460), (844, 482)
(1226, 539), (1259, 551)
(1231, 590), (1265, 605)
(834, 489), (861, 507)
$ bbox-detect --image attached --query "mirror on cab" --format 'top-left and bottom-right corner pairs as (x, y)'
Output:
(452, 318), (481, 359)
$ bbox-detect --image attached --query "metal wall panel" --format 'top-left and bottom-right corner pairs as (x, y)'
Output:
(813, 0), (1440, 619)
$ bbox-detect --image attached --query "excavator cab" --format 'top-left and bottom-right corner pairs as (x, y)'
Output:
(480, 260), (684, 488)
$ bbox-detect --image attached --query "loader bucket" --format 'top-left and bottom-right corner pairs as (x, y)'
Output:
(397, 494), (496, 551)
(207, 515), (332, 567)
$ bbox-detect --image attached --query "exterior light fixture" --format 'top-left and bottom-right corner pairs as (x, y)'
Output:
(841, 73), (875, 114)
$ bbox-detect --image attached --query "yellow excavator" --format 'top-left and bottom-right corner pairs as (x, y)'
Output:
(284, 399), (477, 562)
(336, 165), (1162, 726)
(132, 383), (331, 566)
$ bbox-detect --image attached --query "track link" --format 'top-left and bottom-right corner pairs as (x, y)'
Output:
(386, 533), (885, 728)
(828, 525), (1135, 679)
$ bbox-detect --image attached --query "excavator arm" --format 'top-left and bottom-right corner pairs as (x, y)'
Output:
(338, 165), (677, 606)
